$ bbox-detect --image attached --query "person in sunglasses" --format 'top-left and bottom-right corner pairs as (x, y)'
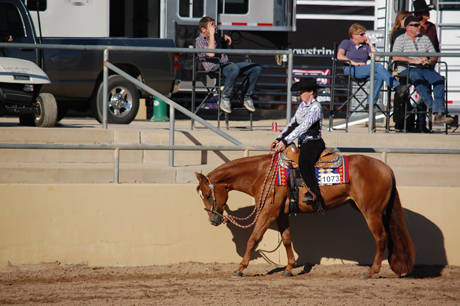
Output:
(337, 23), (409, 107)
(392, 15), (453, 124)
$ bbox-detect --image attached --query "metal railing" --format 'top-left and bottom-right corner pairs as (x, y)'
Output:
(0, 143), (458, 183)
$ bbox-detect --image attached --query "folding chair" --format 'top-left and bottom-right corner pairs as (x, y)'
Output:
(394, 61), (449, 134)
(330, 43), (391, 132)
(191, 40), (253, 130)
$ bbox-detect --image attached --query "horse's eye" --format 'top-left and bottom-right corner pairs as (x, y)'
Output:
(206, 195), (211, 200)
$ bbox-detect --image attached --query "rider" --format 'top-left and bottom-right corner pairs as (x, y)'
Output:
(270, 77), (325, 210)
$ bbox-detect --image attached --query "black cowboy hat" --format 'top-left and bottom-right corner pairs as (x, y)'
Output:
(412, 0), (435, 13)
(290, 77), (323, 92)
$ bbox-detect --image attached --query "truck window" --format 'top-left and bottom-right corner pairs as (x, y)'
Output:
(0, 3), (26, 38)
(21, 0), (47, 11)
(179, 0), (204, 18)
(218, 0), (249, 14)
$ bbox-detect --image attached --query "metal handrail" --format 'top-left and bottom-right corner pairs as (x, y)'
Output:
(0, 143), (458, 184)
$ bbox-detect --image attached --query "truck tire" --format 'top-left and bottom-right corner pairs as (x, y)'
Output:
(33, 93), (58, 127)
(92, 75), (140, 124)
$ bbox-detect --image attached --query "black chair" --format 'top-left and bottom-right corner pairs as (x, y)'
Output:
(330, 43), (391, 132)
(191, 41), (253, 130)
(393, 61), (449, 134)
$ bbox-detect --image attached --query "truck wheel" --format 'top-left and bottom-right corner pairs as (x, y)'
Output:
(33, 93), (58, 127)
(92, 75), (140, 124)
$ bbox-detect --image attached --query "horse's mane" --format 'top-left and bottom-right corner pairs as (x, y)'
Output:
(207, 153), (273, 185)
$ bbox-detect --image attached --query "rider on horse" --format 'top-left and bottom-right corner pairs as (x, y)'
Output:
(270, 77), (325, 210)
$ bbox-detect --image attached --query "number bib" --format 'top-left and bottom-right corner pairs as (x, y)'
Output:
(315, 155), (349, 186)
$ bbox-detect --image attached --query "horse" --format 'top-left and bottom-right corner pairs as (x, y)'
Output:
(195, 148), (415, 279)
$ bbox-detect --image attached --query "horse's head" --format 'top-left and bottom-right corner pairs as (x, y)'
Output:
(195, 172), (229, 226)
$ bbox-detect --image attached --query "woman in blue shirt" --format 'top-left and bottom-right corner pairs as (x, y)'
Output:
(338, 23), (409, 105)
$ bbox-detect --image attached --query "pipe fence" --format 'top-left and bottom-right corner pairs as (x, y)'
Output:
(0, 143), (458, 184)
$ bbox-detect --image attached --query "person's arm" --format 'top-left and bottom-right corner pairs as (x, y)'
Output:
(392, 36), (425, 64)
(204, 23), (217, 57)
(364, 36), (380, 61)
(337, 48), (365, 66)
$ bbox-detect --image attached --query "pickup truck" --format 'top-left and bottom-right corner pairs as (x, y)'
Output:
(0, 0), (180, 125)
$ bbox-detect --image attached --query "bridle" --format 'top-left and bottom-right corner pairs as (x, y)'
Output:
(200, 153), (279, 228)
(202, 179), (225, 218)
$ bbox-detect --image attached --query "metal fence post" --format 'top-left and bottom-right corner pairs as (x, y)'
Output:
(369, 53), (375, 133)
(114, 148), (119, 183)
(287, 50), (293, 124)
(103, 49), (109, 129)
(169, 102), (175, 167)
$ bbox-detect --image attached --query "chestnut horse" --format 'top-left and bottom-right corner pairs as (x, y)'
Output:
(195, 150), (415, 279)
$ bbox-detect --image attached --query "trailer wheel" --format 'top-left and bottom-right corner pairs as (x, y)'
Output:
(91, 75), (140, 124)
(33, 93), (58, 127)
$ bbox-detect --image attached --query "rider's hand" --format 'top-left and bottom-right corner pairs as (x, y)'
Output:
(275, 141), (286, 152)
(269, 140), (278, 152)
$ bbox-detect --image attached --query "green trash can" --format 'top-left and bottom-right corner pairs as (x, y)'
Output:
(150, 96), (169, 122)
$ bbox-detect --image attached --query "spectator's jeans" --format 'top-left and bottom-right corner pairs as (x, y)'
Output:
(401, 68), (446, 114)
(344, 63), (400, 105)
(212, 62), (262, 98)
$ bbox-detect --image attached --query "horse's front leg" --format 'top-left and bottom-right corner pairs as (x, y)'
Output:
(276, 213), (296, 277)
(233, 209), (278, 277)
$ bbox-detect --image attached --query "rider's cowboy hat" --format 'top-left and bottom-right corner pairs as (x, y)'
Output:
(291, 77), (323, 92)
(412, 0), (435, 14)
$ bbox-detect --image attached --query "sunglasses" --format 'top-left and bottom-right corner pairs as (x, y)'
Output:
(356, 33), (366, 36)
(408, 23), (421, 27)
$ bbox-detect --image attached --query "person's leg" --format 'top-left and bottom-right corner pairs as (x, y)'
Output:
(344, 65), (382, 104)
(220, 63), (240, 98)
(422, 69), (446, 114)
(374, 63), (400, 89)
(409, 68), (434, 110)
(298, 139), (326, 208)
(235, 62), (262, 98)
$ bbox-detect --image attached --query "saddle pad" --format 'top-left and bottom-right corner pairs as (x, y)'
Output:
(315, 155), (349, 186)
(275, 154), (290, 186)
(274, 154), (349, 187)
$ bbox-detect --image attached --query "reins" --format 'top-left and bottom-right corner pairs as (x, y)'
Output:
(205, 153), (279, 228)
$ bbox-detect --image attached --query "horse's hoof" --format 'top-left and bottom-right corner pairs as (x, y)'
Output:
(360, 273), (371, 279)
(232, 271), (243, 278)
(281, 271), (294, 277)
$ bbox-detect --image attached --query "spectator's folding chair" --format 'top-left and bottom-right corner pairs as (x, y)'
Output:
(330, 43), (391, 132)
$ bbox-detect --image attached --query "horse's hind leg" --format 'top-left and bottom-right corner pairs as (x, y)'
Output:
(276, 214), (296, 276)
(361, 212), (388, 279)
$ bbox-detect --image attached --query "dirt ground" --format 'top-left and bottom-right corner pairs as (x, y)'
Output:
(1, 262), (459, 306)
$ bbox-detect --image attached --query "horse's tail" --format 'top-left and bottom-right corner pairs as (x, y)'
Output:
(385, 172), (415, 276)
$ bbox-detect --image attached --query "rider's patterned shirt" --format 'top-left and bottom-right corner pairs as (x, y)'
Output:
(278, 98), (323, 145)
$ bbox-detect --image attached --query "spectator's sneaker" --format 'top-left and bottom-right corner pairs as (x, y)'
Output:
(434, 113), (453, 124)
(243, 97), (256, 112)
(219, 97), (231, 113)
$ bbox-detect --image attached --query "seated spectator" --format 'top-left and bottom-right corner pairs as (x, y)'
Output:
(195, 16), (261, 114)
(392, 15), (453, 124)
(337, 23), (409, 106)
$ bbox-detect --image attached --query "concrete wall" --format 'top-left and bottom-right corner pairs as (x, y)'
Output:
(1, 184), (459, 268)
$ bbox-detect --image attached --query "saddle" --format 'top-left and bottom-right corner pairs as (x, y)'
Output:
(280, 146), (343, 215)
(315, 148), (343, 168)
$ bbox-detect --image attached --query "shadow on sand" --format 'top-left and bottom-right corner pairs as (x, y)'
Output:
(225, 204), (447, 278)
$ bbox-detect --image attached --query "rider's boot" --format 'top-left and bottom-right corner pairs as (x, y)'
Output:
(302, 184), (316, 203)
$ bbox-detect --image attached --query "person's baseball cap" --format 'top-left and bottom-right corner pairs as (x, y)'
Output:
(404, 15), (423, 27)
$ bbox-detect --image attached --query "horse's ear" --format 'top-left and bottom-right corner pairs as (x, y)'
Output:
(195, 172), (208, 183)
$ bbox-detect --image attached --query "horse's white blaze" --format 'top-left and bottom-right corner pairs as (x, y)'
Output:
(199, 190), (204, 199)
